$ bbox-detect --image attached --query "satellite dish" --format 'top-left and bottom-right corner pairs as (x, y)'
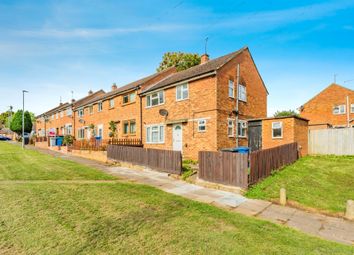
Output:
(159, 109), (168, 117)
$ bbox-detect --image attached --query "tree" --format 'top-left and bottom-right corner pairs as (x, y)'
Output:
(273, 110), (299, 117)
(157, 52), (201, 72)
(10, 110), (33, 135)
(108, 121), (117, 138)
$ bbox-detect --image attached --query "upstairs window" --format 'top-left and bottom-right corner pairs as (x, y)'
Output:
(98, 102), (103, 112)
(228, 80), (234, 98)
(238, 84), (247, 102)
(66, 107), (72, 116)
(123, 92), (136, 104)
(333, 105), (346, 115)
(198, 119), (206, 132)
(272, 122), (283, 138)
(176, 84), (189, 101)
(89, 105), (93, 114)
(60, 111), (63, 118)
(237, 120), (247, 138)
(109, 99), (114, 108)
(146, 91), (164, 107)
(227, 119), (234, 137)
(351, 104), (354, 113)
(56, 113), (59, 119)
(78, 108), (84, 118)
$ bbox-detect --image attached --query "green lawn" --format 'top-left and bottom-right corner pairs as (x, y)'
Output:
(246, 155), (354, 214)
(0, 142), (353, 254)
(0, 142), (114, 180)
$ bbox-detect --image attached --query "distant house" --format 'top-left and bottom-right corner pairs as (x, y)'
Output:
(299, 84), (354, 129)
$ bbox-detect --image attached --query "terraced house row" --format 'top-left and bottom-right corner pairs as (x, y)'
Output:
(36, 47), (268, 159)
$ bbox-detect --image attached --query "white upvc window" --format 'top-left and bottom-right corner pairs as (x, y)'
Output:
(66, 107), (72, 116)
(198, 119), (206, 132)
(238, 84), (247, 102)
(56, 113), (59, 119)
(98, 102), (103, 112)
(227, 118), (234, 137)
(60, 111), (63, 118)
(228, 80), (234, 98)
(176, 83), (189, 101)
(351, 104), (354, 113)
(333, 105), (346, 115)
(78, 108), (84, 118)
(146, 91), (164, 107)
(97, 124), (103, 138)
(146, 124), (164, 143)
(109, 99), (114, 108)
(65, 124), (72, 135)
(237, 120), (247, 138)
(77, 128), (85, 139)
(272, 122), (283, 139)
(89, 105), (93, 114)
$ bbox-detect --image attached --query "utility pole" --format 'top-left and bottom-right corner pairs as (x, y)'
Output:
(22, 90), (28, 149)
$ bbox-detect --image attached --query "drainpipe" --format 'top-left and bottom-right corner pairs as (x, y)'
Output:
(235, 64), (240, 147)
(139, 93), (143, 144)
(347, 95), (350, 127)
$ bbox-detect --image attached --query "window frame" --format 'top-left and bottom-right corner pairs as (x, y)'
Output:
(333, 104), (346, 115)
(60, 111), (63, 118)
(78, 108), (84, 118)
(66, 107), (72, 116)
(198, 119), (207, 132)
(77, 128), (85, 139)
(176, 83), (189, 101)
(227, 118), (234, 137)
(238, 84), (247, 102)
(122, 120), (136, 135)
(146, 91), (164, 108)
(237, 120), (247, 138)
(97, 102), (103, 112)
(122, 92), (136, 105)
(228, 80), (235, 98)
(272, 121), (283, 139)
(350, 104), (354, 113)
(146, 124), (165, 144)
(109, 98), (115, 108)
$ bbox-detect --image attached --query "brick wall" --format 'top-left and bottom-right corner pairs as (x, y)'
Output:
(261, 116), (308, 156)
(300, 84), (354, 127)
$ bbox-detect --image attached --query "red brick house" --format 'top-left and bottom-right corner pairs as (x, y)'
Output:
(299, 84), (354, 129)
(140, 47), (268, 159)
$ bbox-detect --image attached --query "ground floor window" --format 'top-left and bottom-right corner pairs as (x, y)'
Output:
(272, 122), (283, 138)
(237, 120), (247, 138)
(65, 125), (72, 135)
(97, 124), (103, 138)
(78, 128), (85, 139)
(146, 124), (164, 143)
(227, 118), (234, 137)
(198, 119), (206, 132)
(123, 120), (136, 135)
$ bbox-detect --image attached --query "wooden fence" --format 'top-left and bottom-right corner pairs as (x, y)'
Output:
(35, 136), (48, 142)
(107, 145), (182, 175)
(110, 138), (143, 147)
(72, 139), (109, 151)
(309, 128), (354, 155)
(249, 142), (298, 185)
(198, 151), (248, 189)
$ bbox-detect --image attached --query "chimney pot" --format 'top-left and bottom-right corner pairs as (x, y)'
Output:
(71, 99), (76, 103)
(200, 54), (209, 64)
(111, 83), (117, 91)
(88, 90), (93, 95)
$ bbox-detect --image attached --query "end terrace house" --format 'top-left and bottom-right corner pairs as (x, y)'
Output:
(140, 47), (268, 159)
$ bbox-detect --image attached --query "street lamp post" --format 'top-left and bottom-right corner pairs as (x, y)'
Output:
(22, 90), (28, 149)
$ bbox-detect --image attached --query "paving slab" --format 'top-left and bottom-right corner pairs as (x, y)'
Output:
(233, 199), (272, 216)
(214, 195), (247, 208)
(286, 210), (325, 236)
(258, 204), (297, 224)
(318, 217), (354, 245)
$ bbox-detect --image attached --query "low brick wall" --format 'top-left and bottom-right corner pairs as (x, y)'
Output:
(35, 141), (48, 149)
(71, 150), (107, 163)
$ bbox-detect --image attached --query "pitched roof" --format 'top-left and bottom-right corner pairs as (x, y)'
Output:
(142, 47), (248, 94)
(73, 90), (105, 109)
(37, 102), (70, 118)
(300, 83), (354, 109)
(78, 67), (175, 108)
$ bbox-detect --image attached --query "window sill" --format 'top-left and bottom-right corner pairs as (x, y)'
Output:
(272, 137), (283, 139)
(145, 103), (165, 109)
(108, 107), (115, 110)
(146, 142), (165, 145)
(176, 98), (189, 102)
(122, 101), (136, 106)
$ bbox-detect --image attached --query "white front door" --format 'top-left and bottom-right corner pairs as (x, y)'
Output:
(172, 124), (183, 151)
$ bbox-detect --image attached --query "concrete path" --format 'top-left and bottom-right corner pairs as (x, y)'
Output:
(28, 146), (354, 245)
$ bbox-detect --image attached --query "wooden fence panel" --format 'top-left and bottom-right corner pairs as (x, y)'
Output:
(249, 142), (298, 185)
(107, 145), (182, 175)
(198, 151), (248, 189)
(309, 128), (354, 155)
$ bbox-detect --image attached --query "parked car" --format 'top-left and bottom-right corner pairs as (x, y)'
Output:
(0, 135), (11, 141)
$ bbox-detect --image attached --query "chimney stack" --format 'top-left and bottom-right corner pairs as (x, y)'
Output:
(88, 90), (93, 95)
(111, 83), (117, 91)
(200, 54), (209, 64)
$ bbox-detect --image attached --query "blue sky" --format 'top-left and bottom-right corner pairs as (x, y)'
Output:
(0, 0), (353, 115)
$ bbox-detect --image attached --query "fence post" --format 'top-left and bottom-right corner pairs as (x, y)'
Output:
(280, 188), (287, 206)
